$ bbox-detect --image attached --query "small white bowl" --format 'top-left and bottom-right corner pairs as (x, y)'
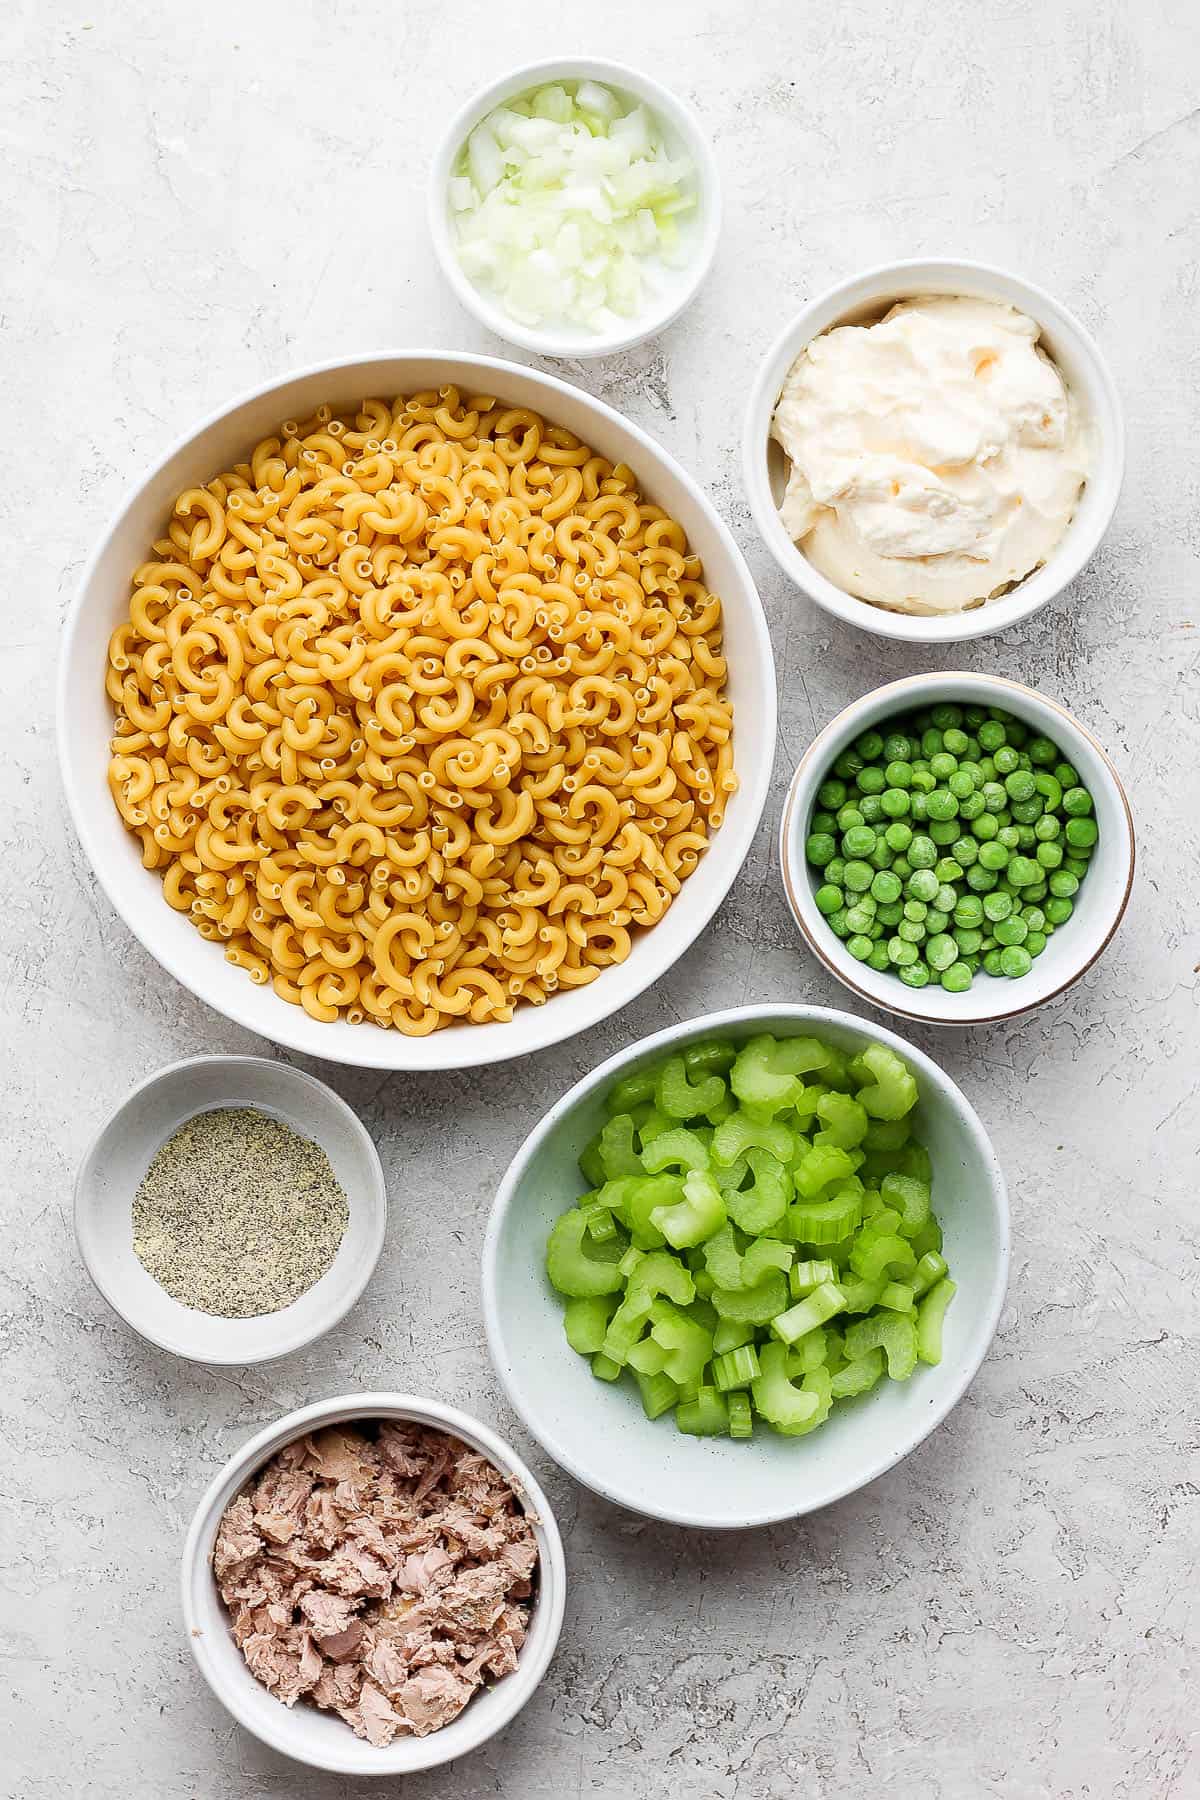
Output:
(57, 350), (775, 1072)
(743, 259), (1125, 643)
(427, 58), (721, 359)
(182, 1392), (565, 1775)
(483, 1004), (1009, 1528)
(75, 1055), (387, 1363)
(779, 673), (1135, 1027)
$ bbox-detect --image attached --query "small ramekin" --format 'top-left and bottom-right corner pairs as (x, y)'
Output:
(779, 673), (1135, 1026)
(743, 259), (1125, 643)
(182, 1392), (565, 1775)
(74, 1055), (387, 1363)
(427, 58), (721, 359)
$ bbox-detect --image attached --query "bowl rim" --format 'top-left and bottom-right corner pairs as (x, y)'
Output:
(426, 56), (723, 359)
(56, 347), (776, 1072)
(481, 1001), (1011, 1528)
(777, 673), (1136, 1027)
(73, 1053), (388, 1364)
(180, 1390), (566, 1775)
(742, 256), (1126, 643)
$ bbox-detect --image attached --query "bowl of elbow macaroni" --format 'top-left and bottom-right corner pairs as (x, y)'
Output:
(58, 353), (776, 1070)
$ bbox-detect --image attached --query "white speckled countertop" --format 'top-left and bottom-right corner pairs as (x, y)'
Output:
(4, 2), (1198, 1794)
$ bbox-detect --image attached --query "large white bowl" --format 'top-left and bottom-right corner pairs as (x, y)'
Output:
(743, 259), (1125, 643)
(182, 1392), (565, 1775)
(483, 1004), (1009, 1528)
(779, 674), (1135, 1027)
(58, 352), (776, 1070)
(427, 59), (721, 359)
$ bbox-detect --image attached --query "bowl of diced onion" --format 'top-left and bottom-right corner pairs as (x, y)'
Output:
(428, 58), (721, 357)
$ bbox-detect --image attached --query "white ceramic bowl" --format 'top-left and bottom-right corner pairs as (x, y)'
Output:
(483, 1004), (1009, 1528)
(75, 1055), (387, 1363)
(743, 258), (1125, 643)
(182, 1392), (565, 1775)
(427, 58), (721, 358)
(779, 673), (1135, 1027)
(57, 351), (775, 1071)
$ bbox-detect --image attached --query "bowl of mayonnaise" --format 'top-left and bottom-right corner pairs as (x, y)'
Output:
(743, 259), (1124, 642)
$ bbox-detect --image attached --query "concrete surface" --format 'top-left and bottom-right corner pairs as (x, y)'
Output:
(3, 1), (1198, 1795)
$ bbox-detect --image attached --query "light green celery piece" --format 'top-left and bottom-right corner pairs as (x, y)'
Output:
(580, 1196), (618, 1242)
(752, 1342), (832, 1435)
(618, 1245), (645, 1279)
(786, 1186), (864, 1246)
(648, 1299), (713, 1386)
(862, 1117), (910, 1152)
(650, 1169), (726, 1249)
(849, 1232), (916, 1283)
(740, 1237), (793, 1285)
(789, 1258), (836, 1299)
(686, 1294), (719, 1332)
(878, 1280), (916, 1313)
(860, 1188), (888, 1220)
(916, 1277), (956, 1364)
(637, 1105), (674, 1147)
(823, 1232), (859, 1267)
(727, 1391), (753, 1438)
(563, 1294), (619, 1354)
(578, 1132), (606, 1188)
(831, 1347), (885, 1397)
(851, 1043), (920, 1120)
(683, 1038), (737, 1078)
(676, 1385), (730, 1436)
(911, 1250), (949, 1297)
(692, 1268), (716, 1298)
(713, 1153), (750, 1197)
(790, 1084), (825, 1128)
(706, 1092), (736, 1126)
(730, 1034), (803, 1114)
(627, 1335), (669, 1375)
(600, 1289), (654, 1364)
(712, 1344), (762, 1391)
(787, 1325), (829, 1375)
(656, 1053), (726, 1121)
(712, 1316), (755, 1356)
(607, 1067), (656, 1115)
(712, 1113), (795, 1168)
(712, 1269), (789, 1325)
(882, 1171), (931, 1237)
(598, 1112), (643, 1179)
(839, 1275), (885, 1313)
(634, 1368), (679, 1419)
(843, 1312), (919, 1380)
(546, 1209), (625, 1297)
(909, 1215), (944, 1259)
(823, 1325), (846, 1374)
(641, 1126), (711, 1175)
(899, 1142), (933, 1186)
(703, 1221), (746, 1289)
(591, 1352), (622, 1381)
(855, 1206), (903, 1243)
(814, 1091), (869, 1150)
(773, 1035), (839, 1077)
(770, 1279), (846, 1345)
(794, 1144), (858, 1199)
(598, 1174), (683, 1249)
(726, 1148), (790, 1234)
(626, 1248), (695, 1306)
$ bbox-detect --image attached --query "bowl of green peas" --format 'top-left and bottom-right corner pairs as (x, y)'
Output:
(780, 673), (1135, 1025)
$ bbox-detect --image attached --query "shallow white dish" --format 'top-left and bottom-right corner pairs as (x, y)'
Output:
(428, 59), (721, 359)
(483, 1004), (1009, 1528)
(743, 258), (1125, 643)
(182, 1392), (565, 1775)
(75, 1055), (387, 1363)
(779, 673), (1135, 1027)
(57, 350), (776, 1070)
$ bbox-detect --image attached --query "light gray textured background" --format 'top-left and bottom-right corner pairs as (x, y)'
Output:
(3, 2), (1198, 1795)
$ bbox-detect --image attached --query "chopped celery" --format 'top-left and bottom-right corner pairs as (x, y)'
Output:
(831, 1347), (885, 1396)
(626, 1248), (695, 1306)
(618, 1245), (645, 1279)
(546, 1209), (625, 1297)
(607, 1067), (656, 1114)
(580, 1195), (618, 1242)
(684, 1038), (736, 1077)
(648, 1299), (712, 1386)
(839, 1275), (885, 1313)
(814, 1091), (869, 1149)
(730, 1035), (803, 1114)
(726, 1148), (791, 1234)
(657, 1053), (726, 1121)
(626, 1336), (669, 1375)
(634, 1369), (679, 1419)
(849, 1233), (916, 1283)
(878, 1280), (916, 1313)
(909, 1216), (944, 1260)
(703, 1222), (745, 1289)
(591, 1352), (622, 1381)
(789, 1259), (836, 1298)
(787, 1326), (830, 1374)
(600, 1289), (654, 1364)
(794, 1143), (859, 1199)
(912, 1250), (949, 1297)
(676, 1385), (729, 1436)
(770, 1280), (846, 1346)
(786, 1185), (864, 1245)
(727, 1392), (753, 1438)
(740, 1237), (793, 1284)
(563, 1294), (619, 1354)
(712, 1316), (756, 1355)
(916, 1277), (956, 1364)
(843, 1313), (918, 1380)
(881, 1171), (931, 1237)
(650, 1170), (726, 1248)
(712, 1269), (789, 1324)
(641, 1126), (711, 1175)
(598, 1112), (643, 1179)
(578, 1132), (606, 1188)
(712, 1112), (795, 1167)
(851, 1044), (919, 1120)
(712, 1344), (762, 1391)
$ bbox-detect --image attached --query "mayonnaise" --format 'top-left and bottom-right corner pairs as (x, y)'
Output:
(771, 296), (1091, 614)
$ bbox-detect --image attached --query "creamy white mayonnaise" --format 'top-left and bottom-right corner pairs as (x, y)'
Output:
(771, 296), (1091, 614)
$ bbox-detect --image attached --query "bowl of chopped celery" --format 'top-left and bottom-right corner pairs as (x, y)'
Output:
(483, 1006), (1008, 1527)
(428, 59), (721, 357)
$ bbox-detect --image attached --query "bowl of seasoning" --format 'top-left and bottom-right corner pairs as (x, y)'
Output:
(779, 672), (1135, 1026)
(74, 1055), (387, 1362)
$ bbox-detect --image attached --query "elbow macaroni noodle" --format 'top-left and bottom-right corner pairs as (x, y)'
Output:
(106, 391), (736, 1036)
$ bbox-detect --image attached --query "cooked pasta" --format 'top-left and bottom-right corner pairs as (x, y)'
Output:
(105, 389), (736, 1035)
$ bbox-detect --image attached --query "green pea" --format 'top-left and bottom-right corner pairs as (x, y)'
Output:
(844, 903), (875, 934)
(887, 937), (918, 967)
(908, 867), (940, 903)
(883, 733), (914, 762)
(898, 961), (930, 988)
(897, 919), (926, 944)
(879, 787), (911, 818)
(993, 746), (1019, 776)
(927, 821), (958, 846)
(856, 766), (886, 795)
(811, 809), (837, 835)
(993, 915), (1028, 946)
(981, 781), (1007, 814)
(951, 836), (979, 867)
(921, 729), (944, 757)
(1034, 814), (1061, 841)
(935, 858), (964, 884)
(866, 942), (891, 971)
(869, 841), (894, 870)
(924, 907), (950, 934)
(972, 812), (1000, 843)
(977, 756), (998, 783)
(856, 729), (884, 762)
(1065, 816), (1098, 848)
(1045, 895), (1074, 925)
(934, 884), (958, 913)
(982, 948), (1006, 977)
(825, 856), (846, 885)
(908, 835), (938, 870)
(999, 944), (1032, 978)
(1006, 718), (1028, 747)
(1062, 786), (1093, 817)
(997, 826), (1021, 851)
(885, 821), (913, 851)
(910, 767), (937, 794)
(817, 779), (847, 809)
(909, 792), (929, 822)
(1063, 855), (1090, 877)
(954, 927), (983, 955)
(814, 884), (843, 915)
(836, 802), (865, 831)
(1027, 736), (1057, 766)
(1037, 840), (1063, 869)
(1049, 870), (1079, 898)
(892, 856), (912, 880)
(842, 824), (876, 858)
(926, 789), (959, 822)
(847, 934), (873, 961)
(925, 933), (957, 971)
(1023, 907), (1045, 932)
(1010, 797), (1044, 825)
(963, 705), (988, 729)
(875, 899), (904, 926)
(843, 860), (874, 892)
(941, 961), (973, 992)
(871, 869), (903, 904)
(1034, 773), (1062, 810)
(958, 791), (986, 821)
(977, 720), (1007, 752)
(948, 770), (975, 801)
(930, 752), (958, 781)
(859, 793), (885, 824)
(833, 749), (864, 780)
(953, 893), (984, 928)
(903, 899), (928, 922)
(827, 908), (851, 938)
(1003, 770), (1035, 803)
(931, 704), (963, 730)
(1054, 761), (1079, 788)
(1026, 930), (1047, 956)
(983, 890), (1013, 922)
(977, 839), (1009, 871)
(885, 759), (914, 789)
(965, 865), (998, 892)
(942, 727), (970, 756)
(807, 834), (837, 867)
